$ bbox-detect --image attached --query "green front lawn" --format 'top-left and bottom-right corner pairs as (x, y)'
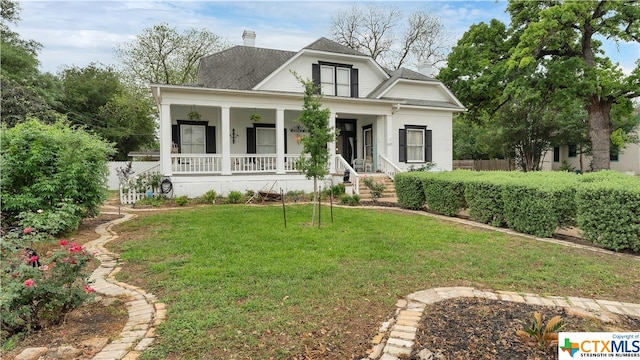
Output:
(109, 205), (640, 359)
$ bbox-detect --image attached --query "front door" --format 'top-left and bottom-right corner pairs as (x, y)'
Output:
(336, 119), (357, 166)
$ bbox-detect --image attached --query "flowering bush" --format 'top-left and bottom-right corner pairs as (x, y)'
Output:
(362, 176), (386, 203)
(1, 120), (114, 234)
(0, 227), (95, 339)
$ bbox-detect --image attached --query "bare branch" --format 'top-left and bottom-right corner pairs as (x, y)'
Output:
(330, 4), (448, 70)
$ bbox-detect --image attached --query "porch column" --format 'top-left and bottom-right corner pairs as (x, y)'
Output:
(276, 108), (285, 174)
(221, 106), (231, 175)
(385, 114), (393, 161)
(329, 111), (337, 173)
(160, 103), (172, 176)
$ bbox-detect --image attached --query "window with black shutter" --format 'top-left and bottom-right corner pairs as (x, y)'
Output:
(246, 124), (287, 154)
(399, 125), (431, 163)
(174, 120), (215, 154)
(312, 62), (358, 98)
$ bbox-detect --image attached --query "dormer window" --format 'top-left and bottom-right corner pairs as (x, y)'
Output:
(321, 65), (350, 96)
(312, 62), (359, 98)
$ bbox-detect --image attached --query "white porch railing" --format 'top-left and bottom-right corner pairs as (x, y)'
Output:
(335, 155), (360, 195)
(378, 154), (402, 179)
(231, 154), (277, 173)
(171, 154), (305, 174)
(172, 154), (222, 174)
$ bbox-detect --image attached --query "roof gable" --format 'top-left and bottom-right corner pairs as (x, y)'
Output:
(197, 46), (296, 90)
(368, 67), (436, 98)
(367, 67), (465, 110)
(303, 37), (368, 57)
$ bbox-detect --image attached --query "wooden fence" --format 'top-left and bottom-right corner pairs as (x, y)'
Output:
(453, 159), (515, 171)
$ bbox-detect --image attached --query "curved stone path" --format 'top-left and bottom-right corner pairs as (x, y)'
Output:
(83, 211), (166, 360)
(364, 286), (640, 360)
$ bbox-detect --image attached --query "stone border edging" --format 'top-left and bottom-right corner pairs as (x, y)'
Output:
(364, 286), (640, 360)
(83, 211), (166, 360)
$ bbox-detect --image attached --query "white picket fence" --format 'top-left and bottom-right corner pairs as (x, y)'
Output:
(107, 161), (160, 190)
(119, 187), (152, 205)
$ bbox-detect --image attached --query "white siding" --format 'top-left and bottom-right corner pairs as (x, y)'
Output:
(256, 53), (388, 97)
(391, 108), (453, 171)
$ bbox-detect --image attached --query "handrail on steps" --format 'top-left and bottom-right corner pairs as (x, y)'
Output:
(334, 155), (360, 195)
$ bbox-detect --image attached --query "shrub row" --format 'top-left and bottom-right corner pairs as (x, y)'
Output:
(394, 170), (639, 252)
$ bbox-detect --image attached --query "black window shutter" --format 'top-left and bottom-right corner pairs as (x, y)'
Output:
(350, 68), (359, 98)
(311, 63), (320, 94)
(425, 130), (432, 162)
(172, 125), (180, 153)
(246, 127), (256, 153)
(284, 128), (288, 154)
(399, 129), (406, 162)
(206, 126), (216, 154)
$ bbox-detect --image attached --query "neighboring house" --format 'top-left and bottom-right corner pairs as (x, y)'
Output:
(149, 31), (465, 197)
(541, 127), (640, 175)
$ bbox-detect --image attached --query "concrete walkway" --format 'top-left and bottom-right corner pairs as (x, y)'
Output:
(83, 211), (166, 360)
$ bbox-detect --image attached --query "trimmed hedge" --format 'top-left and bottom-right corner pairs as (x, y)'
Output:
(464, 174), (510, 227)
(393, 170), (640, 252)
(395, 172), (428, 210)
(501, 177), (577, 238)
(421, 170), (475, 216)
(576, 172), (640, 252)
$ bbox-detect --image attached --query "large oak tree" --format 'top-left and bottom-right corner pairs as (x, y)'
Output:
(508, 0), (640, 171)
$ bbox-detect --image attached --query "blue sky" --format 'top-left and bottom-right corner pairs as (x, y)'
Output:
(13, 0), (640, 75)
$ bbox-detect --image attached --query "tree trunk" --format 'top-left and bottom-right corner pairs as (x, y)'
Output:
(587, 97), (612, 172)
(311, 177), (317, 225)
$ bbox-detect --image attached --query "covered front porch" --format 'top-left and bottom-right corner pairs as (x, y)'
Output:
(153, 86), (400, 196)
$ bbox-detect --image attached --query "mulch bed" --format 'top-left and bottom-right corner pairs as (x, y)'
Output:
(411, 297), (640, 360)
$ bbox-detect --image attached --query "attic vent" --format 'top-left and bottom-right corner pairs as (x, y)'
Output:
(242, 30), (256, 47)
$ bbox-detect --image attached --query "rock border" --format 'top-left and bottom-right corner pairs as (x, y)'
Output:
(365, 286), (640, 360)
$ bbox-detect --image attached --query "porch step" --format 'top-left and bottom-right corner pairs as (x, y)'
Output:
(358, 174), (397, 203)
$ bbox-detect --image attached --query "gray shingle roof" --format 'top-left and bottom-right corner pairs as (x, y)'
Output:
(303, 37), (368, 57)
(197, 46), (296, 90)
(367, 67), (436, 98)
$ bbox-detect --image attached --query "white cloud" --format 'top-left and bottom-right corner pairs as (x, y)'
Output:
(13, 0), (638, 76)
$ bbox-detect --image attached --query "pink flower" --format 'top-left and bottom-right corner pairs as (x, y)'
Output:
(23, 227), (32, 235)
(69, 244), (82, 253)
(84, 284), (95, 294)
(28, 255), (38, 263)
(59, 240), (68, 246)
(24, 279), (35, 287)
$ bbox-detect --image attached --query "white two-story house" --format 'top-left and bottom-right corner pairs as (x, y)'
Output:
(149, 31), (465, 197)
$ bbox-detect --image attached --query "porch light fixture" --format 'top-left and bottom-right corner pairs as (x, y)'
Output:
(296, 133), (302, 144)
(231, 128), (239, 144)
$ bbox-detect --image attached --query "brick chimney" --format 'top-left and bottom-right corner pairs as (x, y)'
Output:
(242, 30), (256, 47)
